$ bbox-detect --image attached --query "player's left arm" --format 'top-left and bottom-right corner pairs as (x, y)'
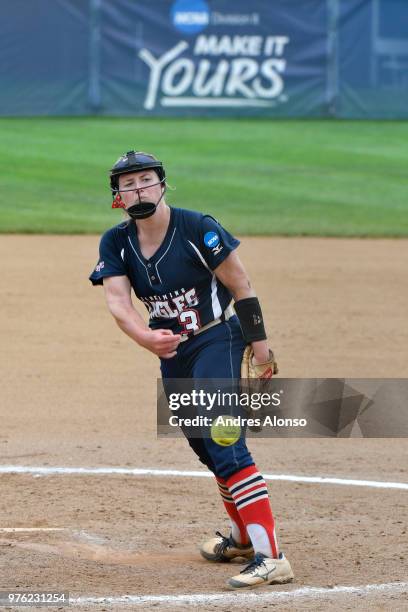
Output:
(213, 250), (270, 366)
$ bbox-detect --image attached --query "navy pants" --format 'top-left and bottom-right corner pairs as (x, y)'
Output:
(160, 315), (255, 479)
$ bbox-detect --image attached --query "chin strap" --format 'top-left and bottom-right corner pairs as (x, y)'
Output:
(126, 201), (158, 220)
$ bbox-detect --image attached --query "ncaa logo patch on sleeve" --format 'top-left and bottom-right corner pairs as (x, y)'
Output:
(204, 231), (220, 248)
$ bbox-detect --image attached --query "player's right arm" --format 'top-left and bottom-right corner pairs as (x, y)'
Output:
(103, 276), (181, 359)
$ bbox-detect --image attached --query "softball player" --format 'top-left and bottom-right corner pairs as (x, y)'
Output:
(89, 151), (294, 589)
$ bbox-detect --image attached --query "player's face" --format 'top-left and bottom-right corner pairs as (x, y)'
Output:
(118, 170), (163, 208)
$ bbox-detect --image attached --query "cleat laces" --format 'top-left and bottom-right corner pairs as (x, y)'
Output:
(214, 531), (234, 555)
(240, 553), (267, 574)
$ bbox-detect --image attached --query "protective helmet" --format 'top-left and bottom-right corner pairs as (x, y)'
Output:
(109, 150), (166, 194)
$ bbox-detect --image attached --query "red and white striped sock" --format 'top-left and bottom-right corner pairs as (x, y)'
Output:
(226, 465), (279, 558)
(215, 476), (250, 546)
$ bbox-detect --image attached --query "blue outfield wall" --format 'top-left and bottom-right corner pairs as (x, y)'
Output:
(1, 0), (407, 118)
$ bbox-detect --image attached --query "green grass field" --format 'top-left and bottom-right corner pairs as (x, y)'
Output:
(1, 118), (407, 236)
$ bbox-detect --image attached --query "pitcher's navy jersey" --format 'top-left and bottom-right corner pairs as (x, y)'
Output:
(89, 207), (240, 335)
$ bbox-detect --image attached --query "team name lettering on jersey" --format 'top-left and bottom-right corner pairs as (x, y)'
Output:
(141, 287), (198, 319)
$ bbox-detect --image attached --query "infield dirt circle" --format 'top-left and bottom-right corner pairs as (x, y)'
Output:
(1, 235), (407, 611)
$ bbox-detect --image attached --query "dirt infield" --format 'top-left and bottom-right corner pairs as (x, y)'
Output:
(1, 235), (408, 611)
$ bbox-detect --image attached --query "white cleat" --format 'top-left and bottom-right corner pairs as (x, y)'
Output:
(227, 552), (294, 589)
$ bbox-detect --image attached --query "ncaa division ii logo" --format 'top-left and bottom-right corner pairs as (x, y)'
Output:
(171, 0), (209, 35)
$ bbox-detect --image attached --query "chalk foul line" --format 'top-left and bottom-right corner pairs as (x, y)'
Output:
(0, 465), (407, 491)
(71, 581), (408, 605)
(0, 527), (66, 533)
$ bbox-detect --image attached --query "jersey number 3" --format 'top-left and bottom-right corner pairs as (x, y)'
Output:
(178, 309), (201, 333)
